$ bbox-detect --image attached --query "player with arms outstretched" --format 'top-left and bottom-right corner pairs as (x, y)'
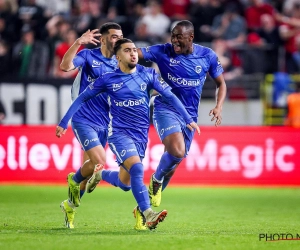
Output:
(56, 38), (200, 230)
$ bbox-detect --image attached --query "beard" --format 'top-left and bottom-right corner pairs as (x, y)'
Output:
(128, 62), (137, 69)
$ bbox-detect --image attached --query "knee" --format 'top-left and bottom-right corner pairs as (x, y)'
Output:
(168, 147), (185, 158)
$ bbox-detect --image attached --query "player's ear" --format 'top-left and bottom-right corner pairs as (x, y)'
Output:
(189, 33), (194, 42)
(100, 36), (105, 44)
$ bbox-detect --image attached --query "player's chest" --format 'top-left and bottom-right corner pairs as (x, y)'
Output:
(108, 76), (149, 99)
(159, 56), (209, 78)
(88, 58), (117, 77)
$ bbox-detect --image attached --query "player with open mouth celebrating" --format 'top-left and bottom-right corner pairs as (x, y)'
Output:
(56, 38), (200, 230)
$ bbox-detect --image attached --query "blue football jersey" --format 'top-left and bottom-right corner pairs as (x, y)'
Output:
(71, 48), (118, 128)
(59, 65), (193, 143)
(141, 43), (224, 121)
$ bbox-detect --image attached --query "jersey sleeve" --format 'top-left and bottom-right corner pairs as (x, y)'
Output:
(152, 73), (193, 124)
(72, 49), (88, 68)
(58, 75), (106, 129)
(208, 50), (224, 79)
(140, 44), (164, 63)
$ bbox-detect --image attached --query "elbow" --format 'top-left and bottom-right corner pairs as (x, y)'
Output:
(60, 62), (70, 72)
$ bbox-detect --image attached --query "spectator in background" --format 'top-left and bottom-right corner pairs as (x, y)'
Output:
(140, 0), (171, 41)
(245, 0), (275, 32)
(285, 81), (300, 128)
(45, 15), (65, 71)
(0, 0), (18, 43)
(204, 3), (246, 48)
(257, 13), (283, 73)
(105, 0), (133, 37)
(212, 38), (243, 81)
(190, 0), (224, 43)
(12, 25), (49, 79)
(279, 3), (300, 73)
(162, 0), (190, 20)
(34, 0), (71, 17)
(73, 0), (97, 36)
(242, 32), (267, 74)
(292, 34), (300, 71)
(258, 14), (282, 46)
(53, 28), (84, 78)
(17, 0), (47, 40)
(0, 39), (10, 77)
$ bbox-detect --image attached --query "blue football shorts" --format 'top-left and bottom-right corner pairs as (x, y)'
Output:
(108, 131), (146, 165)
(71, 121), (108, 151)
(153, 109), (195, 156)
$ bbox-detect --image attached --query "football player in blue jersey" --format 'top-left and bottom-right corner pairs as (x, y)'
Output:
(56, 38), (200, 230)
(137, 20), (227, 208)
(58, 23), (126, 229)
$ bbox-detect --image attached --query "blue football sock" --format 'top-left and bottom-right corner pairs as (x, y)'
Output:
(162, 175), (172, 191)
(118, 179), (131, 191)
(73, 168), (86, 183)
(129, 162), (150, 212)
(80, 190), (85, 198)
(154, 152), (182, 181)
(102, 170), (119, 187)
(102, 170), (131, 191)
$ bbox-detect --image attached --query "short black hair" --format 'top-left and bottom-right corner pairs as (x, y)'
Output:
(113, 38), (133, 55)
(174, 20), (194, 33)
(99, 22), (121, 35)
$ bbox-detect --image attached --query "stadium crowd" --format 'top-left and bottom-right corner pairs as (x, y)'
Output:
(0, 0), (300, 81)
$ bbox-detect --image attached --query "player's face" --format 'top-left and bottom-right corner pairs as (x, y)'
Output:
(171, 25), (194, 55)
(103, 29), (123, 53)
(117, 43), (138, 69)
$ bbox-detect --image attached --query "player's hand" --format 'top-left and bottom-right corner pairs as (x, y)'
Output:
(77, 29), (101, 46)
(56, 126), (67, 138)
(187, 122), (200, 135)
(209, 106), (222, 127)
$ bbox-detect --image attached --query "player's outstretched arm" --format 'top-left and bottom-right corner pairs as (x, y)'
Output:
(60, 29), (101, 71)
(209, 74), (227, 127)
(55, 83), (102, 138)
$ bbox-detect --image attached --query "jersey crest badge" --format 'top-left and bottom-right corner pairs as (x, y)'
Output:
(195, 66), (202, 73)
(141, 83), (147, 91)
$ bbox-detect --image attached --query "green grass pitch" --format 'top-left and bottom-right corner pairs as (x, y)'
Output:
(0, 185), (299, 250)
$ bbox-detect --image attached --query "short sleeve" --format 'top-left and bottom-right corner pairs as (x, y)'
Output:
(140, 44), (165, 63)
(209, 50), (224, 79)
(73, 49), (88, 68)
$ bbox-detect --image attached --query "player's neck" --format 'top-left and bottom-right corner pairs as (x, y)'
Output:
(184, 44), (194, 55)
(100, 46), (113, 58)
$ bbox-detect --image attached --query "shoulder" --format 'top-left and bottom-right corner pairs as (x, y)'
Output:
(77, 48), (90, 56)
(193, 44), (215, 57)
(99, 69), (117, 81)
(148, 43), (170, 53)
(136, 64), (155, 75)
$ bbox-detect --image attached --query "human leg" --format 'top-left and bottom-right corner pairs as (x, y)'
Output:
(108, 134), (168, 230)
(151, 111), (195, 206)
(86, 165), (131, 193)
(61, 123), (107, 228)
(123, 156), (168, 230)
